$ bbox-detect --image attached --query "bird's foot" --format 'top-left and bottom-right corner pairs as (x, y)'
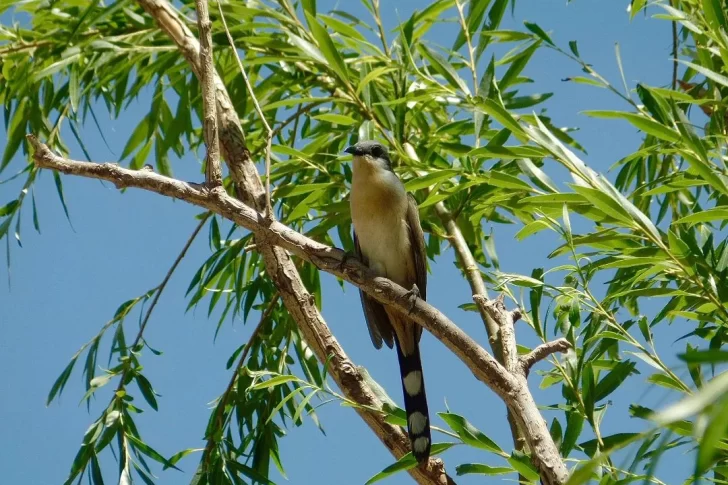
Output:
(400, 284), (420, 315)
(338, 250), (355, 274)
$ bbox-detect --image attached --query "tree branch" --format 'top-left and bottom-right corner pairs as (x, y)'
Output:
(520, 339), (572, 377)
(27, 134), (569, 485)
(132, 1), (453, 482)
(193, 0), (222, 188)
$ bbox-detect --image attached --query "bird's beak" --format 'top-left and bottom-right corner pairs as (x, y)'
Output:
(344, 146), (356, 155)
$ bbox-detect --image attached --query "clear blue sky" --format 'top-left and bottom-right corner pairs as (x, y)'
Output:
(1, 1), (690, 484)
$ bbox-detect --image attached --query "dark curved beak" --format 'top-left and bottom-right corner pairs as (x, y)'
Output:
(344, 146), (357, 155)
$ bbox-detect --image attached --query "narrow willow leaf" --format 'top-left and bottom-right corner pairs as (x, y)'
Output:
(653, 371), (728, 424)
(305, 13), (348, 83)
(456, 463), (513, 475)
(365, 443), (456, 485)
(250, 374), (301, 390)
(679, 60), (728, 88)
(419, 45), (471, 95)
(679, 350), (728, 363)
(583, 110), (680, 143)
(438, 412), (504, 454)
(404, 169), (460, 191)
(507, 454), (540, 481)
(697, 394), (728, 474)
(674, 207), (728, 225)
(594, 361), (636, 401)
(523, 21), (554, 45)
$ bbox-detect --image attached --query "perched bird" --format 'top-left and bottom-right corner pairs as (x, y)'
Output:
(345, 140), (431, 463)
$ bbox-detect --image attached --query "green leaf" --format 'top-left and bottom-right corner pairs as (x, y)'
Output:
(419, 45), (471, 95)
(487, 171), (533, 191)
(647, 372), (688, 392)
(507, 453), (540, 482)
(515, 219), (553, 240)
(579, 433), (640, 457)
(2, 98), (28, 171)
(69, 66), (79, 113)
(456, 463), (513, 476)
(678, 350), (728, 363)
(566, 76), (607, 88)
(594, 361), (636, 401)
(568, 40), (580, 57)
(667, 230), (690, 258)
(164, 448), (202, 469)
(438, 412), (504, 454)
(120, 115), (151, 160)
(32, 54), (80, 81)
(311, 113), (357, 126)
(469, 145), (545, 160)
(135, 374), (159, 411)
(305, 12), (348, 83)
(404, 169), (460, 191)
(287, 32), (327, 65)
(674, 207), (728, 225)
(47, 358), (77, 405)
(523, 21), (554, 45)
(697, 394), (728, 474)
(679, 60), (728, 88)
(125, 434), (172, 467)
(250, 374), (300, 390)
(571, 186), (633, 225)
(0, 199), (19, 217)
(653, 371), (728, 425)
(474, 98), (525, 138)
(365, 443), (455, 484)
(583, 110), (680, 143)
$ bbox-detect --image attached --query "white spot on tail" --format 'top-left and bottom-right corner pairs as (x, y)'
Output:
(403, 371), (422, 396)
(413, 437), (429, 454)
(409, 412), (428, 436)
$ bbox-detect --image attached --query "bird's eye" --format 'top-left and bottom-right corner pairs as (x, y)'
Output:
(371, 146), (382, 157)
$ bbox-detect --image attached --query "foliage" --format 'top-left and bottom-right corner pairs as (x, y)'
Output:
(2, 0), (728, 483)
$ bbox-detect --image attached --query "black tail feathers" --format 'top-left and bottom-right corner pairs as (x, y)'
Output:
(395, 340), (431, 463)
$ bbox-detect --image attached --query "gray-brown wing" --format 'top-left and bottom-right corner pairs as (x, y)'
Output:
(354, 231), (394, 349)
(406, 194), (428, 339)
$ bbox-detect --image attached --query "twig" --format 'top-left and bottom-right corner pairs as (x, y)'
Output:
(135, 213), (210, 348)
(520, 339), (572, 377)
(203, 293), (280, 465)
(371, 0), (390, 58)
(454, 0), (479, 147)
(115, 213), (210, 394)
(216, 2), (274, 218)
(194, 0), (222, 188)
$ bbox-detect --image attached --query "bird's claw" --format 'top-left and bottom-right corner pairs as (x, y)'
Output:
(338, 250), (354, 273)
(401, 284), (420, 315)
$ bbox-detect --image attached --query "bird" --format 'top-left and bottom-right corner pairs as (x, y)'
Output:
(345, 140), (432, 464)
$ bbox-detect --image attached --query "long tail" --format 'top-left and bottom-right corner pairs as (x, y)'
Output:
(395, 336), (431, 463)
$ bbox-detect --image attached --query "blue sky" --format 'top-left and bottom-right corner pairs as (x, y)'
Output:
(0, 0), (693, 484)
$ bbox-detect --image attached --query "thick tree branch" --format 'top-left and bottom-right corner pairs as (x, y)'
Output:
(131, 2), (452, 483)
(28, 135), (569, 485)
(194, 0), (222, 188)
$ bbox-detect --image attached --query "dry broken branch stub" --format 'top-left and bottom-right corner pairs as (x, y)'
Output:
(28, 134), (569, 484)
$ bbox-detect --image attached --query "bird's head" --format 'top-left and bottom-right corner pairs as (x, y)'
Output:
(345, 141), (393, 173)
